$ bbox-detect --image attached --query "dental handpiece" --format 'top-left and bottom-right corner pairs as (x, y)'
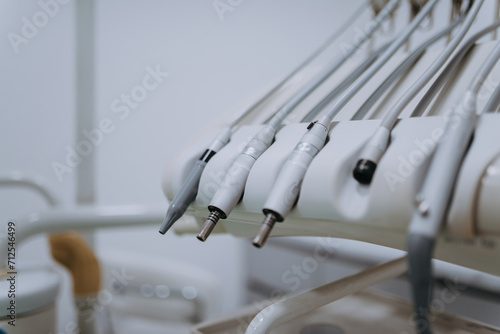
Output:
(196, 1), (401, 242)
(353, 0), (484, 185)
(253, 0), (439, 248)
(253, 116), (330, 248)
(197, 124), (275, 241)
(407, 38), (500, 334)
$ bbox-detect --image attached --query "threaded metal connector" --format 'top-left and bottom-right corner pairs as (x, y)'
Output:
(197, 210), (223, 242)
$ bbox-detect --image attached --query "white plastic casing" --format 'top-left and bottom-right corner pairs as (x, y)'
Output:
(165, 115), (500, 275)
(208, 127), (232, 152)
(408, 91), (477, 238)
(263, 117), (329, 220)
(163, 43), (500, 275)
(209, 125), (275, 216)
(449, 113), (500, 237)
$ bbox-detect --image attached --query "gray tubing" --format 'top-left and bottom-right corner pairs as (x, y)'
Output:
(268, 0), (401, 129)
(411, 19), (500, 117)
(324, 0), (438, 120)
(351, 19), (460, 121)
(483, 76), (500, 112)
(380, 0), (484, 129)
(301, 42), (389, 123)
(228, 0), (368, 127)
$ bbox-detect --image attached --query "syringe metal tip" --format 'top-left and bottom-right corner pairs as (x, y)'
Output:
(353, 159), (377, 185)
(252, 213), (277, 248)
(197, 211), (222, 242)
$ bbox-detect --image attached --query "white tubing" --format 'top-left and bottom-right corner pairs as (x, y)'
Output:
(0, 205), (164, 269)
(359, 127), (391, 162)
(245, 257), (407, 334)
(0, 172), (61, 207)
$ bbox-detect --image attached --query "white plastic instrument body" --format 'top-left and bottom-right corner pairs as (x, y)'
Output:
(262, 116), (330, 222)
(208, 125), (275, 218)
(162, 43), (500, 276)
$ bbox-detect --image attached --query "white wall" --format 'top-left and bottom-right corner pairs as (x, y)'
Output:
(0, 0), (365, 329)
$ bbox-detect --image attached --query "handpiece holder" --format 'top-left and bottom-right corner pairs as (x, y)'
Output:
(164, 115), (500, 276)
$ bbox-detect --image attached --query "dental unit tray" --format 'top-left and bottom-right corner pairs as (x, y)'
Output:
(162, 44), (500, 277)
(164, 115), (500, 276)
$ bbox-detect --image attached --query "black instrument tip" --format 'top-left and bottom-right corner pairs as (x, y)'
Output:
(353, 159), (377, 185)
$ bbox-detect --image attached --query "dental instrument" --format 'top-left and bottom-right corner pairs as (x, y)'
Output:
(253, 0), (438, 248)
(407, 39), (500, 334)
(353, 0), (483, 185)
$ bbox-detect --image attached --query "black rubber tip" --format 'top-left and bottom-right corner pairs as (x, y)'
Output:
(353, 159), (377, 185)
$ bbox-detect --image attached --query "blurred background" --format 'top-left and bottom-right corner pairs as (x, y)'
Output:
(1, 1), (500, 333)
